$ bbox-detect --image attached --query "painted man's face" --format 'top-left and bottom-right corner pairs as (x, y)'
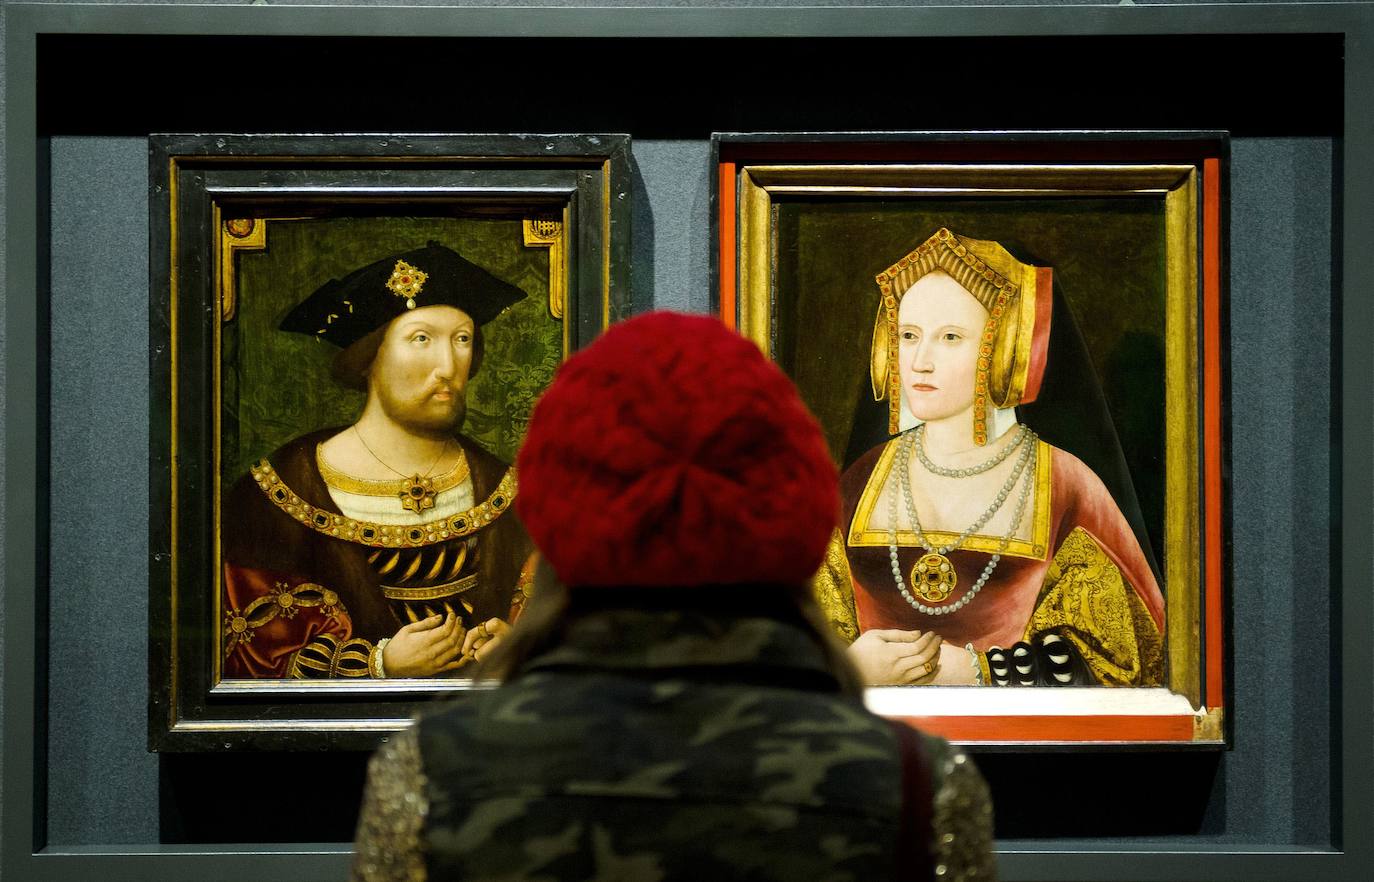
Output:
(897, 271), (990, 425)
(369, 305), (475, 433)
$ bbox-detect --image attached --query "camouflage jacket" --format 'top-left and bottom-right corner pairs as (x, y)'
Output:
(352, 604), (996, 881)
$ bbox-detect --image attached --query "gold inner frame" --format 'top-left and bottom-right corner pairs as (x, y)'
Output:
(735, 163), (1204, 709)
(166, 154), (616, 719)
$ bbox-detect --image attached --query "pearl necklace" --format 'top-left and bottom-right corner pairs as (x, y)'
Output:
(913, 423), (1027, 477)
(887, 428), (1038, 616)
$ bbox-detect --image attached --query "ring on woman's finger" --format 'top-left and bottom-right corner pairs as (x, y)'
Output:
(475, 623), (489, 640)
(922, 661), (935, 676)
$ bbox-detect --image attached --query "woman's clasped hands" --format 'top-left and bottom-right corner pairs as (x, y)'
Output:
(846, 629), (979, 685)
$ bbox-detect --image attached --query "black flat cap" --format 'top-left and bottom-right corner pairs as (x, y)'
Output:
(279, 241), (527, 348)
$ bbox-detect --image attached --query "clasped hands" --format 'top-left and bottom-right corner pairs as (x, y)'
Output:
(846, 629), (979, 686)
(381, 612), (510, 678)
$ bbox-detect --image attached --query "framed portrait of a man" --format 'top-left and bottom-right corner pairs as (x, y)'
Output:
(149, 134), (630, 749)
(713, 132), (1228, 746)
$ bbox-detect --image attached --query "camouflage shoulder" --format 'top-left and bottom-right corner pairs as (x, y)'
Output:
(927, 735), (998, 882)
(352, 725), (428, 882)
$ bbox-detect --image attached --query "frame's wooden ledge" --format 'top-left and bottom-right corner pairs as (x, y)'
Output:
(866, 687), (1223, 744)
(864, 686), (1199, 717)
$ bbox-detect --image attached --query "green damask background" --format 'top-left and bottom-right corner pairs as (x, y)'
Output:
(221, 216), (559, 486)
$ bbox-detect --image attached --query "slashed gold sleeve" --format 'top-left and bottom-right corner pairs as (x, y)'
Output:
(1024, 527), (1164, 686)
(809, 528), (861, 644)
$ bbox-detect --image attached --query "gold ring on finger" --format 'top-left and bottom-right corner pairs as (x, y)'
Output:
(923, 661), (935, 676)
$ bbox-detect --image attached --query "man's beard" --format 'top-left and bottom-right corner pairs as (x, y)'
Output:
(377, 386), (467, 436)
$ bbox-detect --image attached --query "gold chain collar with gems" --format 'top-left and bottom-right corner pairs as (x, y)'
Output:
(251, 459), (517, 548)
(316, 445), (472, 497)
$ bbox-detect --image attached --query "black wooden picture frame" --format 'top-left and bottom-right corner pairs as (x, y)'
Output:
(147, 133), (632, 751)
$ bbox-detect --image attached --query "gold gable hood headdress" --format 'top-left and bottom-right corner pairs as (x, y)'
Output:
(872, 227), (1054, 445)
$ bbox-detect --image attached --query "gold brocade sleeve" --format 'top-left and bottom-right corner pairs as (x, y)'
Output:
(809, 528), (860, 644)
(351, 727), (428, 882)
(1025, 527), (1164, 686)
(929, 740), (998, 882)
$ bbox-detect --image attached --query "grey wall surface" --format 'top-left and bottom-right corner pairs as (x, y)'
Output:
(1218, 138), (1333, 845)
(0, 0), (1360, 871)
(0, 1), (8, 848)
(45, 138), (159, 844)
(37, 134), (1334, 846)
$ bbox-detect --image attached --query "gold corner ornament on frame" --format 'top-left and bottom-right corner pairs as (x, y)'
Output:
(217, 216), (267, 322)
(715, 134), (1228, 746)
(522, 217), (569, 319)
(151, 133), (631, 750)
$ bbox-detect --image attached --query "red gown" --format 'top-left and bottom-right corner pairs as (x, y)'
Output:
(839, 437), (1165, 686)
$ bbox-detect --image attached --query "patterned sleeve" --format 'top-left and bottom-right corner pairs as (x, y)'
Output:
(930, 743), (998, 881)
(222, 562), (368, 678)
(288, 633), (377, 678)
(809, 527), (861, 643)
(351, 727), (428, 882)
(1023, 526), (1164, 686)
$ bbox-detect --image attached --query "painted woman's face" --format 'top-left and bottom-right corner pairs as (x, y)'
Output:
(897, 271), (990, 425)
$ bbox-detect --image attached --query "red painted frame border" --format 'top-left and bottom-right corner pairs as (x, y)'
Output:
(719, 161), (738, 326)
(895, 714), (1196, 743)
(1203, 157), (1225, 711)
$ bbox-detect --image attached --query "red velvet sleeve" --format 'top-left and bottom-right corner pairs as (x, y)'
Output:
(222, 562), (356, 678)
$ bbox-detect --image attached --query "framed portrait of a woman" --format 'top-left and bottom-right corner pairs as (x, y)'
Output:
(713, 132), (1227, 746)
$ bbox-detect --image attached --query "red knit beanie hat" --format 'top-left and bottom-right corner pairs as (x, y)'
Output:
(516, 311), (839, 587)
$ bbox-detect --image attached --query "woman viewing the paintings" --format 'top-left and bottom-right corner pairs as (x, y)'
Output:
(352, 312), (997, 882)
(823, 227), (1166, 688)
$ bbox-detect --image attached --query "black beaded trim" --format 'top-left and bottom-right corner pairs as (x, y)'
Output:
(982, 632), (1088, 687)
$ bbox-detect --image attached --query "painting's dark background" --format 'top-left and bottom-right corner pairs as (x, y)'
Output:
(0, 10), (1341, 872)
